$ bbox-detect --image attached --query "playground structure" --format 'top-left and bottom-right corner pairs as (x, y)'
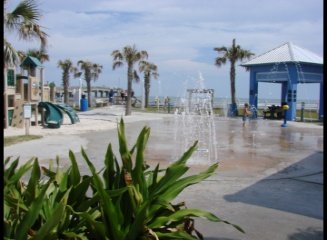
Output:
(241, 42), (323, 121)
(37, 102), (80, 128)
(4, 56), (79, 129)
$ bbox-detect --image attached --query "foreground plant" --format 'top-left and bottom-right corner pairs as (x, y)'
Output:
(4, 118), (244, 239)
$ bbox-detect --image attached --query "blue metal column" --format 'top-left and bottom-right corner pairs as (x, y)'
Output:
(281, 82), (287, 103)
(285, 64), (297, 121)
(249, 70), (258, 108)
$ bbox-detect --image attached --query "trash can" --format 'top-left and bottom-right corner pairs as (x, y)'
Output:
(80, 95), (88, 111)
(227, 103), (238, 117)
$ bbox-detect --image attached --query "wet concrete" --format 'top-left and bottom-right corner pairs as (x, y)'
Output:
(4, 111), (324, 239)
(79, 117), (323, 240)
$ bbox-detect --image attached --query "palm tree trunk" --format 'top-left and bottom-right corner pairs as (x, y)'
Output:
(145, 75), (150, 108)
(230, 60), (238, 116)
(64, 84), (69, 104)
(87, 80), (92, 108)
(230, 61), (236, 105)
(126, 65), (133, 115)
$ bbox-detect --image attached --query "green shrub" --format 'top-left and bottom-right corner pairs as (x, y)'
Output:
(4, 118), (244, 239)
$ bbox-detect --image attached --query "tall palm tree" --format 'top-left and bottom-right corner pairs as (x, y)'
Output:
(57, 59), (75, 104)
(111, 44), (148, 116)
(139, 61), (159, 108)
(77, 60), (103, 107)
(17, 48), (49, 79)
(214, 38), (254, 116)
(4, 0), (48, 68)
(19, 48), (50, 63)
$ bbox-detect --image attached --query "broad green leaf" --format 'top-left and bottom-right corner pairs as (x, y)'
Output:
(170, 141), (198, 168)
(156, 163), (218, 203)
(81, 147), (124, 239)
(125, 202), (149, 240)
(68, 150), (81, 186)
(24, 159), (41, 204)
(5, 158), (34, 185)
(74, 209), (107, 239)
(4, 156), (12, 166)
(41, 166), (56, 179)
(4, 157), (19, 180)
(68, 177), (92, 206)
(103, 143), (116, 190)
(150, 208), (244, 233)
(62, 232), (88, 240)
(155, 230), (197, 239)
(133, 126), (150, 198)
(33, 202), (66, 240)
(117, 118), (133, 171)
(149, 164), (189, 197)
(16, 182), (50, 240)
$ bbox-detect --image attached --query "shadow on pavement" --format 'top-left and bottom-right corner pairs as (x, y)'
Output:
(224, 151), (323, 220)
(287, 227), (323, 240)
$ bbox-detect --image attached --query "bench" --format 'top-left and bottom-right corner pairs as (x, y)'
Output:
(263, 105), (284, 119)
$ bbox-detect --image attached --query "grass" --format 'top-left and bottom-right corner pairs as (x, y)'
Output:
(4, 135), (43, 147)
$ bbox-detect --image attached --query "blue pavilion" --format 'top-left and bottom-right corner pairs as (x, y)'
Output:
(241, 42), (323, 121)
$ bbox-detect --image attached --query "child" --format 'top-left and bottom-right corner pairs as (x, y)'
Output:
(242, 103), (252, 127)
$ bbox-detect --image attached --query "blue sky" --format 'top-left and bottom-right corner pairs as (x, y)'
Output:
(5, 0), (323, 101)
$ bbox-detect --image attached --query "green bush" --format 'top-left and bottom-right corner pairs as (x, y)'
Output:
(4, 118), (244, 239)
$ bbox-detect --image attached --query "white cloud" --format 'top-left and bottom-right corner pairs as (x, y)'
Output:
(5, 0), (323, 100)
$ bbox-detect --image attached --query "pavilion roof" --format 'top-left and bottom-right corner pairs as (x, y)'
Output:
(20, 56), (43, 68)
(241, 42), (323, 66)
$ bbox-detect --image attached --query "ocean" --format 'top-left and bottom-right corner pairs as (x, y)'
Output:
(144, 96), (319, 110)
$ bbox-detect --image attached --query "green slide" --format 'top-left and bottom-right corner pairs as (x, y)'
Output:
(55, 103), (80, 124)
(38, 102), (63, 128)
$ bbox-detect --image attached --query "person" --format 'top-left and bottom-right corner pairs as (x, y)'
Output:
(164, 96), (169, 110)
(242, 103), (252, 127)
(120, 90), (126, 104)
(109, 89), (114, 104)
(124, 90), (128, 102)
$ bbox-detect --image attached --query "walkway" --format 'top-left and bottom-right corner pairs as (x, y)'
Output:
(4, 106), (324, 240)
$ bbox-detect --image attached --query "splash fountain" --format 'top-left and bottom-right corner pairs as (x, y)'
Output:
(172, 73), (218, 165)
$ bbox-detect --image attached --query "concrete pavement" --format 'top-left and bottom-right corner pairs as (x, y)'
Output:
(4, 106), (324, 239)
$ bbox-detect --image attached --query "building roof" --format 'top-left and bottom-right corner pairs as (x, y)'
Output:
(241, 42), (323, 66)
(20, 56), (43, 68)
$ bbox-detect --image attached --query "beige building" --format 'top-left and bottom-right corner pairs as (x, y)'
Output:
(3, 56), (53, 129)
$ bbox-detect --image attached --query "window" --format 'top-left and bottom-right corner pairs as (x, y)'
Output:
(8, 95), (15, 107)
(7, 69), (15, 86)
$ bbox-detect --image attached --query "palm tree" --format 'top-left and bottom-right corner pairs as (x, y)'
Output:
(18, 48), (49, 89)
(77, 60), (103, 107)
(214, 38), (254, 116)
(139, 61), (159, 108)
(4, 0), (48, 68)
(111, 44), (148, 116)
(57, 59), (75, 104)
(19, 48), (50, 63)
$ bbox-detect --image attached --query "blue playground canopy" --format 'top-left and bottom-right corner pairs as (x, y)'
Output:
(241, 42), (323, 121)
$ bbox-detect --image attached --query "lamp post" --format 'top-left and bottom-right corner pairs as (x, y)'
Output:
(40, 67), (45, 126)
(141, 78), (145, 110)
(300, 102), (305, 122)
(78, 78), (82, 108)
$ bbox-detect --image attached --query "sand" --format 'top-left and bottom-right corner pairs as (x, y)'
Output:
(3, 106), (174, 137)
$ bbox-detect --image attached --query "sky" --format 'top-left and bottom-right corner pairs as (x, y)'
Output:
(5, 0), (323, 101)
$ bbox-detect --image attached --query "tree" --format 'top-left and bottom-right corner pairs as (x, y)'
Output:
(77, 60), (103, 107)
(19, 48), (50, 64)
(18, 48), (49, 89)
(111, 45), (148, 115)
(214, 38), (254, 116)
(4, 0), (48, 68)
(57, 59), (75, 104)
(139, 61), (159, 108)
